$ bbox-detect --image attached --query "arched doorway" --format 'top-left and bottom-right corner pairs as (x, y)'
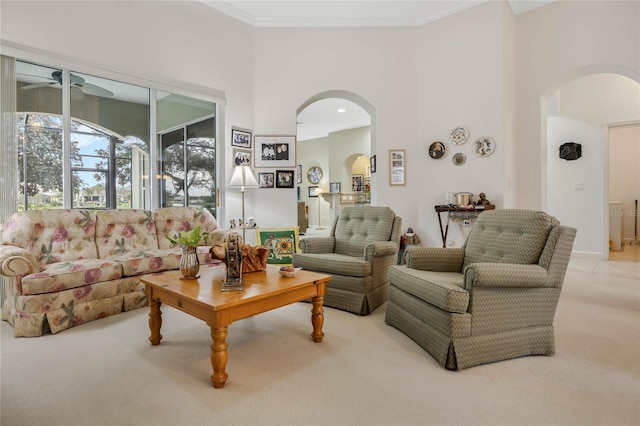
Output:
(296, 91), (375, 229)
(541, 65), (640, 258)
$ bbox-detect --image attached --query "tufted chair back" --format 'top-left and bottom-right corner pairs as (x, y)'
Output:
(462, 209), (554, 270)
(333, 206), (398, 257)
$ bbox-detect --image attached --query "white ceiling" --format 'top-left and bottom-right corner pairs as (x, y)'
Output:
(202, 0), (553, 27)
(203, 0), (553, 140)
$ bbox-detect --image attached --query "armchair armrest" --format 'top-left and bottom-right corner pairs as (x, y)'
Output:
(299, 236), (336, 254)
(0, 244), (40, 277)
(364, 241), (398, 261)
(405, 247), (464, 272)
(464, 263), (549, 289)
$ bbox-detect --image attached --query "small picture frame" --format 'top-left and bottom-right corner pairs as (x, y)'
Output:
(231, 128), (252, 149)
(254, 135), (296, 168)
(370, 155), (376, 173)
(330, 182), (341, 193)
(352, 174), (364, 192)
(296, 165), (302, 184)
(233, 148), (251, 167)
(275, 170), (295, 188)
(389, 149), (406, 186)
(258, 172), (274, 188)
(308, 186), (319, 197)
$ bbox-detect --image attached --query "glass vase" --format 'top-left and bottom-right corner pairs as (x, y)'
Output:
(180, 245), (200, 278)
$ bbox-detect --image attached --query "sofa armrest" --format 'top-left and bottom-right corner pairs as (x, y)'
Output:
(299, 236), (335, 254)
(364, 241), (398, 261)
(405, 247), (464, 272)
(205, 229), (237, 246)
(464, 263), (549, 289)
(0, 244), (40, 277)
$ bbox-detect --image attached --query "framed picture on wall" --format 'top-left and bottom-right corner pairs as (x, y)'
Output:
(296, 165), (302, 184)
(232, 148), (251, 166)
(231, 128), (252, 149)
(275, 170), (295, 188)
(370, 155), (377, 173)
(389, 149), (406, 186)
(258, 172), (274, 188)
(308, 186), (319, 197)
(352, 174), (364, 192)
(254, 135), (296, 168)
(330, 182), (341, 193)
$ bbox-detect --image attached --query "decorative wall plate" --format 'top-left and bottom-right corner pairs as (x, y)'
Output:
(452, 152), (466, 166)
(473, 136), (495, 158)
(428, 141), (446, 159)
(449, 126), (469, 145)
(307, 166), (323, 184)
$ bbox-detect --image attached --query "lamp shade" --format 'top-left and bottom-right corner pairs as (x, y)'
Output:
(228, 166), (259, 189)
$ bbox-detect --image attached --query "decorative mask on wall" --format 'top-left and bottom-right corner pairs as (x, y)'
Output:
(559, 142), (582, 161)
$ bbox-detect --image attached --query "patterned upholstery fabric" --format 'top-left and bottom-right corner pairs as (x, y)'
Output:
(155, 206), (218, 249)
(385, 209), (576, 370)
(1, 209), (98, 266)
(293, 206), (402, 315)
(0, 207), (224, 337)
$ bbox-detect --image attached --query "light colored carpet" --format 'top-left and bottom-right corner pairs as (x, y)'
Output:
(1, 263), (638, 426)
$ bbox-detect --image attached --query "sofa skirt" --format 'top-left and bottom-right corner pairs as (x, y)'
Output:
(2, 277), (147, 337)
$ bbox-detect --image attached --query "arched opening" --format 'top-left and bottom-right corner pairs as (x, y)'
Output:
(296, 90), (375, 232)
(541, 65), (640, 258)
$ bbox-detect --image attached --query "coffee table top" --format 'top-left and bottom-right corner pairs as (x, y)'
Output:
(141, 264), (332, 311)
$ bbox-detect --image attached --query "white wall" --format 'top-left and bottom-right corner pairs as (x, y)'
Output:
(252, 25), (418, 229)
(516, 0), (640, 213)
(415, 1), (514, 247)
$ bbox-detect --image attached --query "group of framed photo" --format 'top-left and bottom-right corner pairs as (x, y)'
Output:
(232, 128), (297, 189)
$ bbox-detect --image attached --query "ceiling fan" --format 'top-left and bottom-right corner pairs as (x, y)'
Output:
(21, 70), (114, 97)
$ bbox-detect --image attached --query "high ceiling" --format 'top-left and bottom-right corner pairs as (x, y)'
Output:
(201, 1), (553, 27)
(203, 0), (553, 140)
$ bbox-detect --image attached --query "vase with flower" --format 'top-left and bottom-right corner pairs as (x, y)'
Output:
(166, 226), (208, 279)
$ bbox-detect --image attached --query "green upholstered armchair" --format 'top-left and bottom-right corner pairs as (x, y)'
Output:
(293, 206), (402, 315)
(385, 209), (576, 370)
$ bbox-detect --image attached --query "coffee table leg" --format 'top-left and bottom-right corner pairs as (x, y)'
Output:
(210, 326), (229, 388)
(311, 295), (325, 343)
(148, 297), (163, 345)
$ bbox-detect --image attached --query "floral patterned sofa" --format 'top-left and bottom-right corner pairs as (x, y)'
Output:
(0, 207), (227, 337)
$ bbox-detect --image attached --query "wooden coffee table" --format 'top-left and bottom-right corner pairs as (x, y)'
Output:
(141, 264), (331, 388)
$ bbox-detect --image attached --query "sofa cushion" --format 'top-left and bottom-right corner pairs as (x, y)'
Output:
(95, 210), (158, 259)
(388, 265), (469, 313)
(107, 246), (218, 277)
(2, 210), (97, 265)
(20, 259), (122, 295)
(334, 206), (395, 257)
(155, 207), (218, 250)
(293, 252), (371, 277)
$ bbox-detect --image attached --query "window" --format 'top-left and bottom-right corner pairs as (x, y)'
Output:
(13, 60), (217, 214)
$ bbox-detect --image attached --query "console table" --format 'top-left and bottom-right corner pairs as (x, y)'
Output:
(434, 205), (495, 248)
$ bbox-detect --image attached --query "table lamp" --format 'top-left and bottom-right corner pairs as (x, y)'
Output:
(228, 165), (259, 241)
(314, 187), (325, 230)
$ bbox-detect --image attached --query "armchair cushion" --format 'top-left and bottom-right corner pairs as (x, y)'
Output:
(388, 265), (468, 313)
(334, 206), (396, 257)
(462, 210), (553, 269)
(292, 253), (371, 277)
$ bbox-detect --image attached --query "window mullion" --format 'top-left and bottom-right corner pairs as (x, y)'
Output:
(62, 69), (72, 209)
